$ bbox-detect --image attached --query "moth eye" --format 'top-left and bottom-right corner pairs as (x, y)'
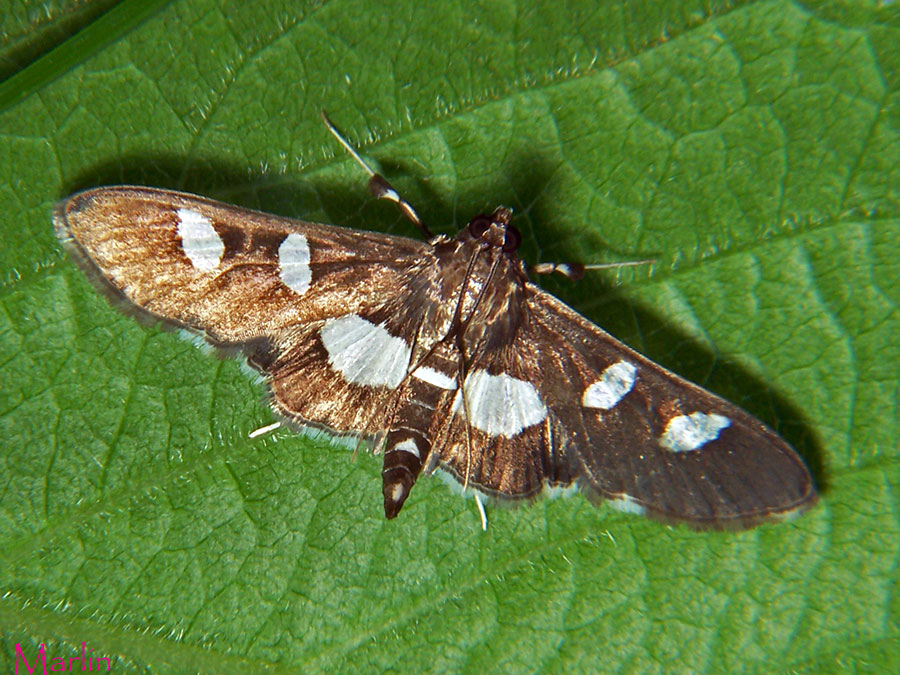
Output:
(468, 215), (491, 239)
(503, 225), (521, 252)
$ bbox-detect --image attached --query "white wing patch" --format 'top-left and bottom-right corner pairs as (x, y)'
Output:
(454, 370), (547, 438)
(582, 360), (637, 410)
(660, 412), (731, 452)
(320, 314), (411, 389)
(176, 208), (222, 271)
(278, 233), (311, 295)
(412, 366), (457, 390)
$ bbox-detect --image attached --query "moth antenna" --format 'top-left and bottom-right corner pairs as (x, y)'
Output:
(320, 110), (432, 238)
(474, 492), (488, 531)
(582, 259), (656, 271)
(532, 259), (656, 280)
(320, 110), (376, 177)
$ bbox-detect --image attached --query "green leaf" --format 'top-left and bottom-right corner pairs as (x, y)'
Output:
(0, 0), (119, 83)
(2, 0), (898, 671)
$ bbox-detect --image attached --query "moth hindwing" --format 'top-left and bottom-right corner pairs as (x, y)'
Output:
(54, 185), (817, 528)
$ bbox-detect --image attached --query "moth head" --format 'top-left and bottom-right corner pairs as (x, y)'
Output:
(466, 206), (520, 253)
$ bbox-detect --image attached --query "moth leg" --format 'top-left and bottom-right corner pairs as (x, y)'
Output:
(321, 110), (431, 238)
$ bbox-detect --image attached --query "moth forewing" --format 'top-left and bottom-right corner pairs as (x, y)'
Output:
(54, 176), (817, 528)
(54, 186), (429, 344)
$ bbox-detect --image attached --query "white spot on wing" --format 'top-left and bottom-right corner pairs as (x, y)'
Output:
(660, 412), (731, 452)
(454, 370), (547, 438)
(583, 360), (637, 410)
(392, 438), (420, 460)
(176, 208), (222, 271)
(320, 314), (411, 388)
(279, 233), (311, 294)
(390, 482), (405, 502)
(607, 494), (645, 515)
(412, 366), (457, 390)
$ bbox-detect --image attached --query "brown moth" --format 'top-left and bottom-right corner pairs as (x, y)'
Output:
(54, 116), (817, 528)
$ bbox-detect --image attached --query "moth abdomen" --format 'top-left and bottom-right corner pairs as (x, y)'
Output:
(382, 345), (461, 518)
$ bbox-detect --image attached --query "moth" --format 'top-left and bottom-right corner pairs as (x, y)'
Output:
(54, 114), (817, 529)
